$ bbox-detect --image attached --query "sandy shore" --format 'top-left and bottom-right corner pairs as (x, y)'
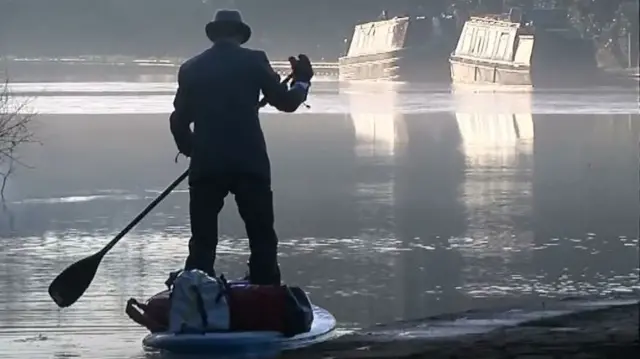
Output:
(286, 298), (639, 359)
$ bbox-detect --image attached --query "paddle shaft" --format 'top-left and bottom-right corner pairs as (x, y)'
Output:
(100, 170), (188, 254)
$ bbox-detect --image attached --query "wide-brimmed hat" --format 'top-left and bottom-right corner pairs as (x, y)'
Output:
(205, 9), (252, 44)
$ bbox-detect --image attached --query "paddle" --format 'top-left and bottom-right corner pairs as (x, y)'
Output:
(48, 169), (189, 308)
(48, 71), (297, 308)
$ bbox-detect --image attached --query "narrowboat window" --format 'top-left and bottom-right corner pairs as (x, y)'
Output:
(481, 29), (489, 55)
(365, 25), (374, 51)
(359, 28), (368, 54)
(483, 29), (498, 58)
(369, 25), (377, 51)
(380, 22), (391, 50)
(494, 32), (510, 60)
(474, 28), (486, 55)
(387, 23), (394, 48)
(363, 32), (370, 52)
(379, 24), (389, 51)
(468, 27), (477, 54)
(460, 27), (474, 54)
(390, 21), (406, 48)
(390, 23), (398, 49)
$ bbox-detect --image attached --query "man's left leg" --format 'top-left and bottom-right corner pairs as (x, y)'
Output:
(184, 179), (228, 276)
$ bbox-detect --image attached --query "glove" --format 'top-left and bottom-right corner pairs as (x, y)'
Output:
(289, 54), (314, 84)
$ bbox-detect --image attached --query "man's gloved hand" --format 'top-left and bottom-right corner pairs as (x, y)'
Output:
(288, 54), (313, 103)
(289, 54), (314, 84)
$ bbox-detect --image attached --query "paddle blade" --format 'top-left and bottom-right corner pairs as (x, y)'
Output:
(48, 253), (103, 308)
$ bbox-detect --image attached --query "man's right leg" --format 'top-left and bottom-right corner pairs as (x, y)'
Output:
(232, 175), (281, 285)
(184, 179), (228, 277)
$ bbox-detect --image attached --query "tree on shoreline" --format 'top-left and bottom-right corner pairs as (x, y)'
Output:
(0, 78), (36, 201)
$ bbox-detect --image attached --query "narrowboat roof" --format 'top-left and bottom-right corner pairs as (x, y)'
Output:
(466, 15), (521, 28)
(354, 16), (409, 27)
(464, 14), (535, 36)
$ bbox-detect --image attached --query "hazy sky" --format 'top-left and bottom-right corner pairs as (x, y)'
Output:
(0, 0), (446, 59)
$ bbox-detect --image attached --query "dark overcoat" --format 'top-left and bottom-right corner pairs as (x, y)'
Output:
(169, 40), (307, 184)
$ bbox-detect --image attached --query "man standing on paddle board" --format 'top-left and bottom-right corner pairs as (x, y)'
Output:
(169, 9), (314, 285)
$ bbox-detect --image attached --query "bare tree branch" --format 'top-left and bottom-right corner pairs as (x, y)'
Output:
(0, 77), (37, 201)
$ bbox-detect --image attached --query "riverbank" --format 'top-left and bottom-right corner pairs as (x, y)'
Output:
(604, 67), (640, 81)
(287, 298), (639, 358)
(0, 57), (340, 82)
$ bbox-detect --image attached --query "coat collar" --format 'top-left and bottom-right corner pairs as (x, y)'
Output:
(212, 39), (241, 49)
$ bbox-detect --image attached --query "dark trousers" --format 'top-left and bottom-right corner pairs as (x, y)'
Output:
(184, 174), (281, 285)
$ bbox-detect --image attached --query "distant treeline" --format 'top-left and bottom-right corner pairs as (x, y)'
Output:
(0, 0), (637, 65)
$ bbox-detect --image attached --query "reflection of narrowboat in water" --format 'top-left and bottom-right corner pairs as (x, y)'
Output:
(338, 14), (456, 83)
(452, 89), (535, 262)
(452, 88), (534, 167)
(342, 81), (407, 158)
(449, 8), (610, 87)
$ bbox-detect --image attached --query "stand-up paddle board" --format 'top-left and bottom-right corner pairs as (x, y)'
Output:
(142, 281), (337, 355)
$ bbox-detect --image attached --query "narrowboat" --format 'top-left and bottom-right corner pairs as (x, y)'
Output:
(338, 14), (456, 83)
(449, 8), (607, 87)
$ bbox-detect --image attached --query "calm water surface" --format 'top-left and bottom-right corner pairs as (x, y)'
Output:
(0, 81), (639, 358)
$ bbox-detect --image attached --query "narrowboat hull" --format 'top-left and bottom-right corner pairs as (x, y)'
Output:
(338, 13), (458, 84)
(449, 56), (531, 86)
(339, 47), (451, 83)
(449, 56), (631, 88)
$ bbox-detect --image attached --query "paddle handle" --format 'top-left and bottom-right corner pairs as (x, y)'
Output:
(101, 169), (189, 254)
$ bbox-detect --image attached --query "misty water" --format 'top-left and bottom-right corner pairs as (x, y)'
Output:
(0, 79), (639, 358)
